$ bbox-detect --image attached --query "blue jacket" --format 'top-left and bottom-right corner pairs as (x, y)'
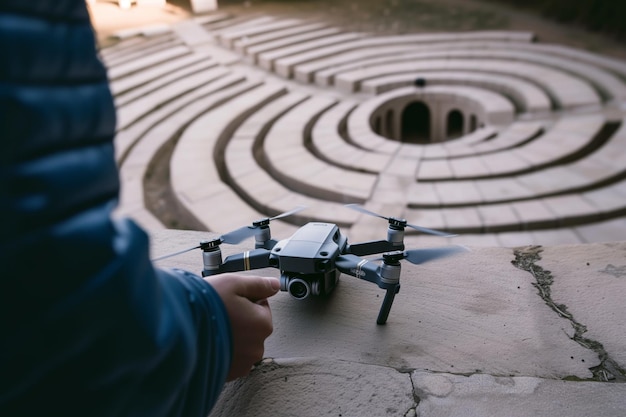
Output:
(0, 1), (232, 415)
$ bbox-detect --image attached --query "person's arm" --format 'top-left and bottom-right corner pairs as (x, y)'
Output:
(0, 1), (276, 415)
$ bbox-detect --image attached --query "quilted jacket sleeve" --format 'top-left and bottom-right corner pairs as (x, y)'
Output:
(0, 1), (232, 416)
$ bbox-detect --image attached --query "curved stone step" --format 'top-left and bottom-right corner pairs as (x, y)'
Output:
(170, 83), (290, 233)
(262, 97), (378, 204)
(361, 71), (552, 114)
(222, 93), (358, 227)
(334, 59), (600, 109)
(100, 15), (626, 243)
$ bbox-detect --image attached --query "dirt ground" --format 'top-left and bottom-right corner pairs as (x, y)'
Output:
(91, 0), (626, 60)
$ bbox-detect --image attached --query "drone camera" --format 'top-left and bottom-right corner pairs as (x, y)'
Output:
(289, 278), (311, 299)
(280, 273), (320, 299)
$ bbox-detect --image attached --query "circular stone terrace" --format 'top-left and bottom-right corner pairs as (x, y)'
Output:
(105, 10), (626, 247)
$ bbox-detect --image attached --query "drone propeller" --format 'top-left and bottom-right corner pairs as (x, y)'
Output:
(151, 207), (307, 262)
(152, 244), (202, 262)
(374, 245), (468, 265)
(403, 245), (468, 264)
(345, 204), (457, 238)
(269, 206), (308, 221)
(220, 206), (307, 244)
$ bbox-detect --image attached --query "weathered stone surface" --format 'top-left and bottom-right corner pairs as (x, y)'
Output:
(152, 230), (599, 380)
(412, 372), (626, 417)
(150, 202), (625, 417)
(211, 358), (415, 417)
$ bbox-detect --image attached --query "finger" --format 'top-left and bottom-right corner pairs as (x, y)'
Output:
(236, 276), (280, 301)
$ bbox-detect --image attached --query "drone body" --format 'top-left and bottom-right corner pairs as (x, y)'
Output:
(270, 222), (346, 300)
(155, 205), (463, 324)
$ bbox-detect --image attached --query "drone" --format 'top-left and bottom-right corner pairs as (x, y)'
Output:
(154, 205), (466, 325)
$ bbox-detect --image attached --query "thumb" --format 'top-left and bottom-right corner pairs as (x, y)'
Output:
(237, 276), (280, 301)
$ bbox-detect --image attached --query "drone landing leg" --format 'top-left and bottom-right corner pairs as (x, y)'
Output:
(376, 284), (400, 325)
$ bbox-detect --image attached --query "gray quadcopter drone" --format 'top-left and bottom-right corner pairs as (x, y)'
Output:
(154, 205), (465, 325)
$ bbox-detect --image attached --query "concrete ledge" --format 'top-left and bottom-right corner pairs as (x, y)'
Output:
(212, 361), (626, 417)
(148, 230), (626, 416)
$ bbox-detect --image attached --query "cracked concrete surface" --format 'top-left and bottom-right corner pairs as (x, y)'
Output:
(149, 230), (626, 416)
(521, 244), (626, 382)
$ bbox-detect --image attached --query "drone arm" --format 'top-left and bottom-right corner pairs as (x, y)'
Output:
(346, 240), (404, 257)
(336, 254), (402, 325)
(256, 238), (278, 250)
(205, 249), (272, 275)
(335, 254), (382, 286)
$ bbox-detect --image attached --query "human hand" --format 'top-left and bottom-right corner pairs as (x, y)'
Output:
(205, 274), (280, 381)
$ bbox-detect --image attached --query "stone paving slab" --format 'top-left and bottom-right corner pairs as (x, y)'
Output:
(541, 194), (600, 225)
(411, 371), (626, 417)
(211, 358), (415, 417)
(477, 203), (521, 232)
(575, 218), (626, 243)
(149, 230), (626, 417)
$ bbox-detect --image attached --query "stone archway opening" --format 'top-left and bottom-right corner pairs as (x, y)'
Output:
(446, 109), (464, 140)
(401, 101), (430, 144)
